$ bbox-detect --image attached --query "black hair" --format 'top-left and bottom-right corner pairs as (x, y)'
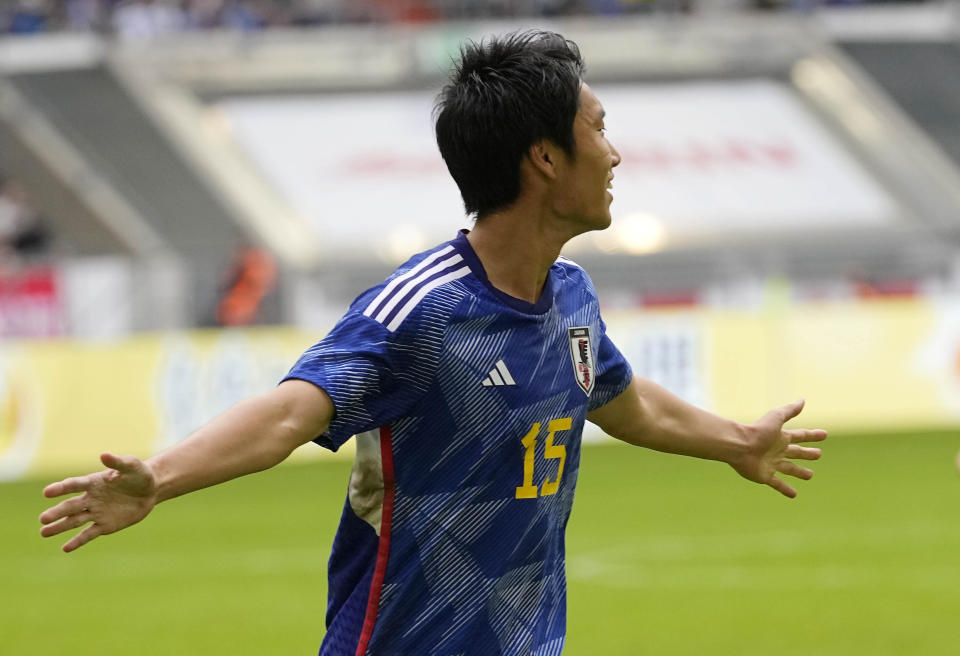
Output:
(434, 30), (584, 219)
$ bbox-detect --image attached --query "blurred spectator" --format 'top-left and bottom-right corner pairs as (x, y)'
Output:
(287, 0), (342, 25)
(365, 0), (439, 22)
(112, 0), (185, 42)
(64, 0), (109, 32)
(219, 1), (270, 30)
(182, 0), (224, 28)
(7, 0), (53, 34)
(0, 175), (51, 263)
(216, 243), (277, 326)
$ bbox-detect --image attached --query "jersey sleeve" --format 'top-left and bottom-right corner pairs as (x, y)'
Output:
(558, 258), (633, 411)
(282, 302), (441, 451)
(588, 318), (633, 412)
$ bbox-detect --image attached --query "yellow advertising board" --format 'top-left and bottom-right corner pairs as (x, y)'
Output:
(2, 297), (959, 481)
(604, 297), (960, 433)
(0, 328), (353, 482)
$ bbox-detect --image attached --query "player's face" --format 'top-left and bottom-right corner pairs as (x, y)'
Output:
(551, 83), (621, 233)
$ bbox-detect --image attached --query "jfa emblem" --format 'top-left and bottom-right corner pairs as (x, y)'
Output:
(567, 326), (594, 396)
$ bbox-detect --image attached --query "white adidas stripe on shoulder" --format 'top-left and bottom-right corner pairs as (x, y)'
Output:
(556, 255), (582, 269)
(384, 265), (470, 332)
(371, 253), (464, 324)
(363, 245), (455, 319)
(362, 244), (471, 332)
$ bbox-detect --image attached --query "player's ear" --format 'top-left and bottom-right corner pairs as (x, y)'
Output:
(527, 140), (559, 180)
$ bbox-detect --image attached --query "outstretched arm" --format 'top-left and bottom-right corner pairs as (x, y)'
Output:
(40, 379), (333, 552)
(587, 376), (826, 498)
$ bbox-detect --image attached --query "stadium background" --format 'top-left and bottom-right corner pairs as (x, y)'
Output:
(2, 0), (959, 653)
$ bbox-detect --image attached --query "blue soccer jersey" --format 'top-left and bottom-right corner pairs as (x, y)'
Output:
(285, 230), (632, 656)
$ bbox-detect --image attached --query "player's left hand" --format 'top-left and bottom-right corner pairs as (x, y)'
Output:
(729, 399), (827, 498)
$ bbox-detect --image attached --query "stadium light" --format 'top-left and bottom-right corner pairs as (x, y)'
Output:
(593, 212), (666, 255)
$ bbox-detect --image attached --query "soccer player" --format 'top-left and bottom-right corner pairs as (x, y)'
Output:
(39, 30), (827, 656)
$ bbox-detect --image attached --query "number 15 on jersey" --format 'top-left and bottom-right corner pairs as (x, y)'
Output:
(515, 417), (572, 499)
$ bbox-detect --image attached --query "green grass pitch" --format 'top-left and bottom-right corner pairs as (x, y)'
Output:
(3, 431), (959, 655)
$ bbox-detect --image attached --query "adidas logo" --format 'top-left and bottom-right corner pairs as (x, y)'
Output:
(481, 359), (516, 387)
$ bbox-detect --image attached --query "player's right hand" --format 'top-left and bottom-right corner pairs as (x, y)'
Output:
(39, 452), (157, 553)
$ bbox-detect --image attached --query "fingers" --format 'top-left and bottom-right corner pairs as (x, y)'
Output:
(100, 452), (140, 473)
(62, 523), (104, 553)
(779, 398), (805, 423)
(39, 495), (89, 525)
(767, 476), (797, 499)
(43, 475), (93, 499)
(786, 444), (822, 461)
(777, 460), (814, 481)
(44, 454), (144, 499)
(786, 428), (827, 444)
(40, 511), (93, 538)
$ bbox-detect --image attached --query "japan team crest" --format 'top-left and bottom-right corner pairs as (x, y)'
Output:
(567, 326), (594, 396)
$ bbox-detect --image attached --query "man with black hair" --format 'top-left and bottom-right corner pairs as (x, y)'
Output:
(40, 30), (826, 656)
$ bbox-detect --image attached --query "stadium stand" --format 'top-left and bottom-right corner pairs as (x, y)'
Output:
(840, 41), (960, 169)
(0, 0), (958, 335)
(0, 0), (941, 37)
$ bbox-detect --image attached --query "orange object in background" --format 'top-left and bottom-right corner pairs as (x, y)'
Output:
(216, 246), (277, 326)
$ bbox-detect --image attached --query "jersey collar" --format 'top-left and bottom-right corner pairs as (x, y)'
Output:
(451, 229), (555, 316)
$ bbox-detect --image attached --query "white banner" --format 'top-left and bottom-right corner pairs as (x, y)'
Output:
(217, 79), (899, 261)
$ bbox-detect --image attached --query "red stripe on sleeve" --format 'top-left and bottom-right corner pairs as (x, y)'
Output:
(354, 425), (396, 656)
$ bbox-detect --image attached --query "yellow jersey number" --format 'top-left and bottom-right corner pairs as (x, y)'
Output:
(515, 417), (572, 499)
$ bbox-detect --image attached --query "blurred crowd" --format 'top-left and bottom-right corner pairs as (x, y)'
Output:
(0, 0), (936, 38)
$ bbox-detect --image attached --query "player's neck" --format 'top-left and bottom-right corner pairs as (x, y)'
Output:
(466, 206), (569, 304)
